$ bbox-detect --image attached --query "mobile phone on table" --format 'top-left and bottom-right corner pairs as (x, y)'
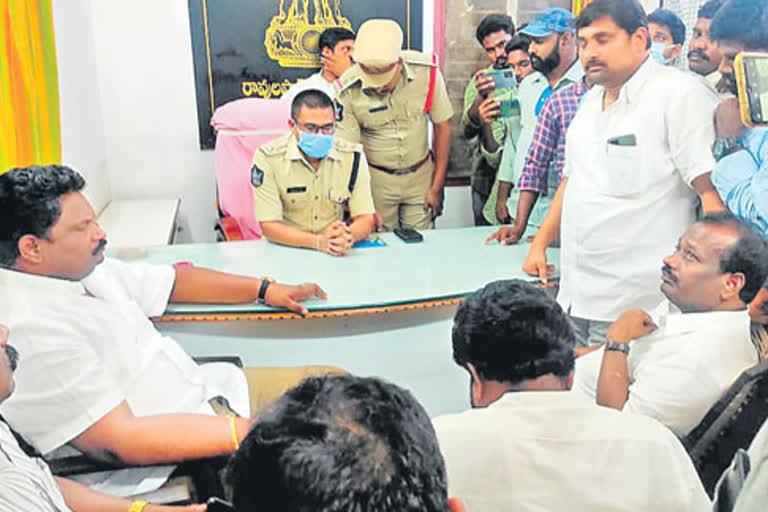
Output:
(734, 52), (768, 126)
(394, 227), (423, 243)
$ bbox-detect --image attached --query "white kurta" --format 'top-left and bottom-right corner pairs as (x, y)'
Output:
(433, 391), (710, 512)
(0, 259), (249, 496)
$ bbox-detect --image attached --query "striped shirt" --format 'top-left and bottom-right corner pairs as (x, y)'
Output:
(517, 78), (589, 194)
(0, 421), (71, 512)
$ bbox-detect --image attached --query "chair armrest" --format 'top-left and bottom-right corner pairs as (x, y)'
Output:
(193, 356), (244, 368)
(218, 216), (244, 242)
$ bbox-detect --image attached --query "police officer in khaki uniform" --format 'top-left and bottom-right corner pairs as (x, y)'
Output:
(335, 19), (454, 231)
(252, 89), (376, 256)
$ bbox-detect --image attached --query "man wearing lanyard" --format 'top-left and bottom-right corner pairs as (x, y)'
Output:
(523, 0), (724, 346)
(493, 8), (583, 231)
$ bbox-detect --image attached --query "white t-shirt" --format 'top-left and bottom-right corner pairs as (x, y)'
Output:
(283, 71), (337, 107)
(559, 58), (720, 321)
(0, 259), (249, 496)
(0, 421), (71, 512)
(433, 391), (710, 512)
(574, 304), (756, 437)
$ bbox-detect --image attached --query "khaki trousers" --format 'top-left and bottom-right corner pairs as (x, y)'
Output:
(242, 365), (345, 417)
(370, 158), (435, 232)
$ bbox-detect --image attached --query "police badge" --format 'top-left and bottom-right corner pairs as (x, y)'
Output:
(251, 166), (264, 188)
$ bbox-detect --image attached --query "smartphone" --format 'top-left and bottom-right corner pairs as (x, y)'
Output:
(394, 227), (423, 243)
(734, 52), (768, 127)
(207, 497), (235, 512)
(487, 69), (517, 91)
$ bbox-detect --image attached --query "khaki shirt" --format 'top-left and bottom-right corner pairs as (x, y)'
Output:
(335, 50), (454, 169)
(252, 133), (375, 234)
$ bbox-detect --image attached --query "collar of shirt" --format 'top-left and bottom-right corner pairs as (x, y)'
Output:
(285, 132), (341, 164)
(0, 267), (86, 297)
(558, 58), (585, 90)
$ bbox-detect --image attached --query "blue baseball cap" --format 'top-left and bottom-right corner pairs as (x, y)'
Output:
(520, 8), (575, 37)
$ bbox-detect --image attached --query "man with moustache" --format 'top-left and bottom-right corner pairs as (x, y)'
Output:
(522, 0), (725, 346)
(709, 0), (768, 239)
(0, 165), (341, 497)
(0, 324), (206, 511)
(688, 0), (729, 94)
(574, 213), (768, 437)
(493, 8), (584, 232)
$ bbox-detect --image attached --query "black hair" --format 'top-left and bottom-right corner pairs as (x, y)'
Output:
(452, 280), (575, 385)
(0, 166), (85, 268)
(318, 27), (355, 53)
(226, 375), (449, 512)
(700, 212), (768, 303)
(698, 0), (725, 20)
(476, 14), (515, 45)
(290, 88), (335, 119)
(576, 0), (651, 49)
(505, 34), (531, 54)
(648, 8), (686, 45)
(710, 0), (768, 50)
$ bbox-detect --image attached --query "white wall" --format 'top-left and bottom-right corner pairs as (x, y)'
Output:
(87, 0), (216, 243)
(52, 0), (111, 215)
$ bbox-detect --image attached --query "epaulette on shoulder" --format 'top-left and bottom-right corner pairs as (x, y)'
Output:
(402, 50), (438, 67)
(259, 133), (291, 156)
(334, 66), (364, 95)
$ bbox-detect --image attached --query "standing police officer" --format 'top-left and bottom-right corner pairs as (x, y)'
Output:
(335, 19), (454, 231)
(252, 89), (376, 256)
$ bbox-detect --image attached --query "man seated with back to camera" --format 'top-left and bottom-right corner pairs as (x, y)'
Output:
(253, 89), (376, 256)
(225, 374), (466, 512)
(0, 165), (342, 497)
(574, 213), (768, 437)
(432, 280), (709, 511)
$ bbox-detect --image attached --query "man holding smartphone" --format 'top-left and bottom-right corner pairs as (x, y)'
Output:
(709, 0), (768, 239)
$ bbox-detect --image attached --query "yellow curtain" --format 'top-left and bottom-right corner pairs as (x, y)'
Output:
(0, 0), (61, 174)
(572, 0), (594, 15)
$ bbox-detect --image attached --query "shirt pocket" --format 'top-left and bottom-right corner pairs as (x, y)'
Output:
(283, 187), (311, 215)
(598, 143), (648, 197)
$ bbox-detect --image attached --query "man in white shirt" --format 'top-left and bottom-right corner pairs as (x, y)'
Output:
(574, 213), (768, 437)
(0, 165), (341, 496)
(0, 323), (204, 512)
(522, 0), (725, 346)
(432, 280), (710, 512)
(283, 27), (355, 103)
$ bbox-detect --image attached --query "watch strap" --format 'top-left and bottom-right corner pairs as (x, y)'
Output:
(257, 279), (272, 303)
(605, 340), (630, 355)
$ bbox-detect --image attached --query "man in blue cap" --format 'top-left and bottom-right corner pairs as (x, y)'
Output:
(488, 7), (583, 235)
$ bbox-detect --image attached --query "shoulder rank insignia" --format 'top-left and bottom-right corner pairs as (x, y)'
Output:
(335, 101), (344, 122)
(251, 165), (264, 188)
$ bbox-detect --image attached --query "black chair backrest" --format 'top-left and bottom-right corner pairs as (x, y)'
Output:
(683, 361), (768, 496)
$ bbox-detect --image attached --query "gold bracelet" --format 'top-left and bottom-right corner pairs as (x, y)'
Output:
(229, 414), (240, 451)
(316, 234), (322, 251)
(127, 499), (149, 512)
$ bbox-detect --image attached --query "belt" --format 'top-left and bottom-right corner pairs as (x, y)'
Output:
(369, 151), (432, 175)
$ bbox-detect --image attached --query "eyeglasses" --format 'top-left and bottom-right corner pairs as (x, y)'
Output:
(293, 119), (336, 135)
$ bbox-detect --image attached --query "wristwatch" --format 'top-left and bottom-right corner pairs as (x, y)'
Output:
(257, 277), (275, 303)
(712, 136), (743, 161)
(605, 340), (630, 355)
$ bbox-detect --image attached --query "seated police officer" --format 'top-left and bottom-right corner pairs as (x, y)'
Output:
(252, 89), (376, 256)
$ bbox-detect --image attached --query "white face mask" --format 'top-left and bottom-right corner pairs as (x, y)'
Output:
(650, 42), (673, 65)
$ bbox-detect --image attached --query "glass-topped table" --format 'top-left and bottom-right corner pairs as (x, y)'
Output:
(116, 226), (560, 416)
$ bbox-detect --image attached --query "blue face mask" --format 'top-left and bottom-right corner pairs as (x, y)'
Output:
(296, 130), (334, 159)
(650, 42), (671, 65)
